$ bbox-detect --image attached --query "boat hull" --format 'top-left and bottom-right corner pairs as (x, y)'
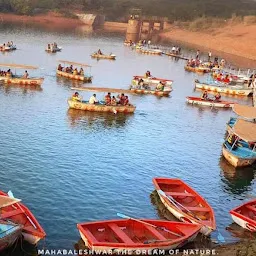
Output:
(222, 145), (256, 167)
(130, 88), (171, 96)
(57, 70), (92, 82)
(68, 100), (136, 113)
(91, 54), (116, 60)
(195, 81), (252, 96)
(153, 178), (216, 236)
(0, 221), (22, 251)
(186, 97), (234, 108)
(139, 49), (162, 55)
(185, 66), (211, 73)
(0, 76), (44, 86)
(77, 219), (201, 251)
(133, 76), (173, 86)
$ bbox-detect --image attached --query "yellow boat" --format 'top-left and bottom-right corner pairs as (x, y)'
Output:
(57, 60), (92, 82)
(91, 53), (116, 60)
(0, 63), (44, 86)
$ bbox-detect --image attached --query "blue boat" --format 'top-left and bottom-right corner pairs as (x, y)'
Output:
(0, 220), (22, 251)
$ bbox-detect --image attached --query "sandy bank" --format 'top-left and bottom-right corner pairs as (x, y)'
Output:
(159, 24), (256, 62)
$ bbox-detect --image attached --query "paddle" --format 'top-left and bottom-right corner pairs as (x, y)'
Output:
(8, 191), (37, 229)
(117, 213), (182, 237)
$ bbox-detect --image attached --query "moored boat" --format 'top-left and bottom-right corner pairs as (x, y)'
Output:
(195, 80), (253, 96)
(222, 119), (256, 167)
(230, 200), (256, 232)
(186, 96), (235, 108)
(77, 218), (201, 251)
(153, 178), (216, 236)
(0, 191), (46, 245)
(57, 60), (92, 82)
(91, 53), (116, 60)
(0, 220), (22, 251)
(0, 63), (44, 86)
(133, 76), (173, 86)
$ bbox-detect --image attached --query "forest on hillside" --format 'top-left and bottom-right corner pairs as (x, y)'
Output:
(0, 0), (256, 21)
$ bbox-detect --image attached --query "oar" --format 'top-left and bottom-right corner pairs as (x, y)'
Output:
(117, 213), (182, 237)
(157, 190), (202, 221)
(8, 191), (37, 229)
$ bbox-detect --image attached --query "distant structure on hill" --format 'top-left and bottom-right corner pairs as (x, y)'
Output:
(76, 14), (105, 28)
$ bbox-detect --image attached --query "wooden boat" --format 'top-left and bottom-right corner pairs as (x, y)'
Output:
(195, 80), (252, 96)
(0, 191), (46, 245)
(68, 100), (135, 114)
(230, 200), (256, 232)
(139, 48), (162, 55)
(133, 76), (173, 86)
(164, 52), (189, 60)
(185, 66), (211, 73)
(77, 218), (201, 251)
(57, 60), (92, 82)
(186, 96), (235, 108)
(91, 53), (116, 60)
(0, 220), (22, 251)
(130, 87), (172, 96)
(223, 119), (256, 167)
(153, 178), (216, 236)
(0, 45), (16, 52)
(0, 63), (44, 86)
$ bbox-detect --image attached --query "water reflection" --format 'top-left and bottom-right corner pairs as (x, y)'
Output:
(219, 156), (255, 195)
(67, 109), (133, 129)
(226, 222), (256, 240)
(56, 76), (86, 89)
(0, 84), (42, 94)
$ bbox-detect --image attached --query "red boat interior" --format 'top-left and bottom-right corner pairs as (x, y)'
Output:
(154, 178), (214, 225)
(234, 203), (256, 222)
(79, 219), (196, 245)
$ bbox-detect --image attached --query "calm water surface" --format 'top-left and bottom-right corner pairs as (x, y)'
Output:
(0, 24), (256, 250)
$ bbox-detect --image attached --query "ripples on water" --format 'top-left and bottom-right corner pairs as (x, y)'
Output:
(0, 23), (255, 252)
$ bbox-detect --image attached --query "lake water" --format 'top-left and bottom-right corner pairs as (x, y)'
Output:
(0, 23), (256, 252)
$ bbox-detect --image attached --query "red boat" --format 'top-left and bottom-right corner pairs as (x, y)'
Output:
(77, 219), (201, 251)
(230, 199), (256, 232)
(0, 191), (46, 244)
(153, 178), (216, 236)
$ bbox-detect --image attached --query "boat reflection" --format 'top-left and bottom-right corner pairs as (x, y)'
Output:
(56, 76), (87, 88)
(219, 156), (255, 195)
(67, 108), (133, 129)
(0, 83), (42, 94)
(226, 222), (256, 240)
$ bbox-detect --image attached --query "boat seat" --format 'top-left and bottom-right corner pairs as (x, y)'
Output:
(185, 206), (210, 212)
(144, 225), (167, 241)
(108, 223), (135, 244)
(1, 209), (23, 219)
(166, 192), (194, 197)
(246, 205), (256, 213)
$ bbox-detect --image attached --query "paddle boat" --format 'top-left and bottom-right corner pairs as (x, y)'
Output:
(91, 53), (116, 60)
(195, 80), (253, 96)
(0, 63), (44, 86)
(0, 220), (22, 251)
(153, 178), (216, 236)
(57, 60), (92, 82)
(133, 76), (173, 87)
(45, 43), (62, 53)
(77, 217), (201, 252)
(0, 191), (46, 245)
(223, 119), (256, 167)
(230, 200), (256, 232)
(186, 96), (235, 108)
(0, 44), (16, 52)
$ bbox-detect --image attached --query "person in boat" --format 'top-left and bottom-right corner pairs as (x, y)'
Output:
(72, 92), (82, 102)
(220, 58), (225, 67)
(138, 78), (144, 87)
(54, 42), (57, 48)
(196, 50), (200, 59)
(227, 134), (238, 150)
(171, 46), (176, 54)
(105, 92), (111, 105)
(223, 75), (230, 84)
(48, 44), (51, 50)
(73, 68), (78, 75)
(97, 49), (103, 55)
(201, 91), (209, 100)
(6, 69), (12, 77)
(79, 68), (84, 76)
(111, 96), (117, 106)
(177, 47), (181, 54)
(214, 92), (221, 102)
(156, 81), (165, 91)
(89, 94), (98, 104)
(208, 51), (212, 61)
(58, 64), (63, 71)
(145, 71), (151, 78)
(70, 65), (73, 72)
(123, 96), (129, 106)
(23, 70), (29, 79)
(118, 93), (126, 105)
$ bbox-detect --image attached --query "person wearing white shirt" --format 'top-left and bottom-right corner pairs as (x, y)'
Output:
(89, 94), (98, 104)
(171, 46), (176, 53)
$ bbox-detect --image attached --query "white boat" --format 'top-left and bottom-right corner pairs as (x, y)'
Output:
(186, 97), (235, 108)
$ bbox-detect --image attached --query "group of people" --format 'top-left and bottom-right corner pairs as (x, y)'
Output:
(215, 73), (232, 84)
(0, 69), (29, 78)
(0, 41), (15, 50)
(47, 42), (58, 51)
(171, 46), (181, 55)
(58, 64), (84, 76)
(201, 91), (221, 101)
(71, 92), (130, 106)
